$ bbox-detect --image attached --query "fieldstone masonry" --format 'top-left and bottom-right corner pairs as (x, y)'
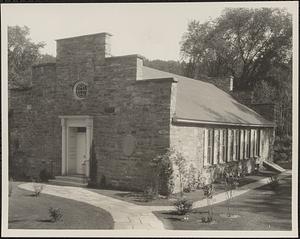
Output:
(9, 32), (275, 193)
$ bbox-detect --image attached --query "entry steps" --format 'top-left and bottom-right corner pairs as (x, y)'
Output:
(48, 174), (88, 187)
(263, 160), (286, 173)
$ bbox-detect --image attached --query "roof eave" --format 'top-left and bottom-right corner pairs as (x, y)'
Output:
(172, 117), (275, 128)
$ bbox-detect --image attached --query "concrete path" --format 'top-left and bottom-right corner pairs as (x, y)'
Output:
(18, 170), (292, 230)
(18, 183), (165, 230)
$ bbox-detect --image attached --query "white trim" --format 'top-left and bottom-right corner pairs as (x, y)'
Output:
(60, 116), (93, 177)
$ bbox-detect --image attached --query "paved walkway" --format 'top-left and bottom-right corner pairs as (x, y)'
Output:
(18, 170), (291, 230)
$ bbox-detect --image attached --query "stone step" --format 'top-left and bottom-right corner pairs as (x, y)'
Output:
(55, 175), (87, 183)
(48, 179), (88, 187)
(263, 160), (286, 173)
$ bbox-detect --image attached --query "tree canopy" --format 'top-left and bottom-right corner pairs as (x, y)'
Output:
(180, 8), (292, 91)
(8, 25), (55, 89)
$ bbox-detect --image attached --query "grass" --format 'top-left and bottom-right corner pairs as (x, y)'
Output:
(153, 175), (292, 230)
(87, 170), (277, 206)
(9, 182), (114, 229)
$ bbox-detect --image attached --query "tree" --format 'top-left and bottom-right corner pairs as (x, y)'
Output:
(181, 8), (292, 91)
(8, 25), (47, 89)
(143, 59), (184, 76)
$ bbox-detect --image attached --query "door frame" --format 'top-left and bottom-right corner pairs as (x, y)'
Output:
(59, 115), (93, 177)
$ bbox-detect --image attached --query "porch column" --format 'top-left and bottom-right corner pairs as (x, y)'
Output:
(61, 118), (67, 175)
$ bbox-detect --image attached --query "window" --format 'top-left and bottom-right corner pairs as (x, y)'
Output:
(204, 129), (214, 166)
(245, 129), (251, 158)
(252, 129), (257, 157)
(227, 129), (234, 162)
(240, 129), (244, 160)
(235, 130), (240, 160)
(244, 129), (248, 158)
(219, 129), (227, 163)
(213, 130), (220, 164)
(232, 129), (237, 161)
(73, 81), (88, 99)
(203, 127), (256, 166)
(256, 130), (261, 156)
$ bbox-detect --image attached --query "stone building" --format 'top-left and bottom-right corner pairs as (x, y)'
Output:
(9, 32), (275, 193)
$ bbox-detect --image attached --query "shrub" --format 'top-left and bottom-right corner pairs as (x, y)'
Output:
(268, 175), (280, 190)
(150, 148), (175, 197)
(174, 198), (193, 215)
(48, 207), (63, 222)
(100, 175), (106, 188)
(184, 164), (198, 193)
(201, 215), (213, 223)
(173, 150), (188, 197)
(39, 169), (51, 182)
(274, 135), (292, 162)
(33, 184), (44, 197)
(89, 141), (97, 186)
(143, 185), (158, 200)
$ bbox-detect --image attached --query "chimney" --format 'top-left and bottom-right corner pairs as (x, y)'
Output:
(201, 75), (234, 93)
(56, 32), (112, 65)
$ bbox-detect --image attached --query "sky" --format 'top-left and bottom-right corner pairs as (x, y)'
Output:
(1, 2), (296, 61)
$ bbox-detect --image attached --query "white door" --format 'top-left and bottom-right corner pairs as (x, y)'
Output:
(76, 131), (87, 174)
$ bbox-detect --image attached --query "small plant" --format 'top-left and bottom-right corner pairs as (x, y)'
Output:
(199, 176), (215, 222)
(174, 198), (193, 215)
(33, 184), (44, 197)
(222, 165), (240, 217)
(48, 207), (63, 222)
(201, 215), (213, 223)
(268, 175), (280, 190)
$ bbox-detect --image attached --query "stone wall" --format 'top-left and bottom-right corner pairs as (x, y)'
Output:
(9, 33), (175, 191)
(9, 63), (60, 179)
(170, 123), (275, 192)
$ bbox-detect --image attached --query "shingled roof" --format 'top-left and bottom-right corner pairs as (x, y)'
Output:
(141, 66), (274, 127)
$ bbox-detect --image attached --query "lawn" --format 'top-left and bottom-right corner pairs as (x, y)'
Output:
(9, 182), (114, 229)
(87, 170), (277, 206)
(153, 175), (292, 230)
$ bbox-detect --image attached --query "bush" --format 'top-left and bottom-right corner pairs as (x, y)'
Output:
(89, 141), (97, 185)
(184, 164), (198, 193)
(174, 198), (193, 215)
(48, 207), (63, 222)
(39, 169), (51, 182)
(274, 135), (292, 162)
(150, 148), (175, 197)
(143, 185), (158, 200)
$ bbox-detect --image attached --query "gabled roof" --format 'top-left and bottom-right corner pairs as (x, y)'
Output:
(141, 66), (274, 127)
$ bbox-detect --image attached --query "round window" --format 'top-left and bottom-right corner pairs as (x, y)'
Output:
(73, 81), (88, 99)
